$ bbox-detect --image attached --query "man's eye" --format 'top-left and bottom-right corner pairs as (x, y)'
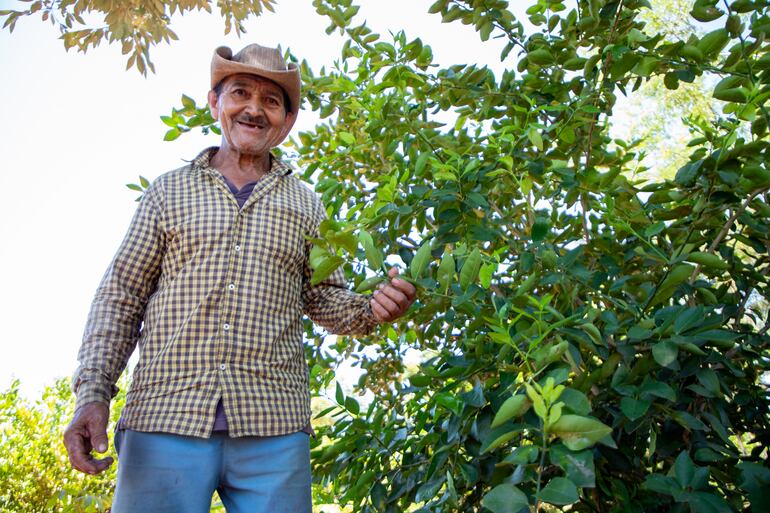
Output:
(266, 97), (280, 106)
(233, 89), (247, 96)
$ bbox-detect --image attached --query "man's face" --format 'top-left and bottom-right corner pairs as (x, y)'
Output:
(208, 74), (295, 156)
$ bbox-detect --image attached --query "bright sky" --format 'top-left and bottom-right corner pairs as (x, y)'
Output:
(0, 0), (511, 397)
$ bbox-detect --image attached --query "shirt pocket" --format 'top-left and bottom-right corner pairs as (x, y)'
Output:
(249, 201), (309, 277)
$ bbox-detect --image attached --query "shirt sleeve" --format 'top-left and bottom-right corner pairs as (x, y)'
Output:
(72, 182), (166, 409)
(300, 202), (379, 336)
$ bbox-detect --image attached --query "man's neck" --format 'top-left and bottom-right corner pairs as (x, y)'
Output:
(210, 145), (272, 189)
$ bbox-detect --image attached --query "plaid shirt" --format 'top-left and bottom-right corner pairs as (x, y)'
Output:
(73, 148), (377, 437)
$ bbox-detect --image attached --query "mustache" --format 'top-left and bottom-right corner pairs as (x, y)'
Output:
(235, 113), (267, 126)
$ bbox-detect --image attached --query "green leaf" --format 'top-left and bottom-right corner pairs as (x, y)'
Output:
(690, 5), (724, 22)
(696, 368), (720, 395)
(181, 94), (195, 108)
(550, 415), (613, 451)
(696, 28), (729, 58)
(620, 397), (651, 421)
(550, 445), (596, 488)
(672, 451), (695, 488)
(479, 262), (496, 288)
(338, 131), (356, 146)
(344, 396), (360, 415)
(652, 340), (678, 367)
(482, 484), (529, 513)
(355, 276), (386, 293)
(670, 410), (708, 431)
(527, 127), (544, 150)
(309, 245), (329, 270)
(460, 248), (482, 289)
(491, 394), (531, 428)
(539, 477), (579, 505)
(428, 0), (446, 14)
(335, 382), (344, 404)
(501, 445), (539, 466)
(310, 254), (343, 285)
(686, 492), (733, 513)
(642, 474), (680, 495)
(559, 388), (592, 416)
(435, 392), (464, 416)
(415, 477), (444, 503)
(415, 152), (430, 175)
(481, 425), (519, 454)
(639, 380), (676, 402)
(164, 128), (181, 141)
(531, 217), (550, 242)
(410, 240), (433, 279)
(359, 230), (384, 271)
(437, 252), (455, 292)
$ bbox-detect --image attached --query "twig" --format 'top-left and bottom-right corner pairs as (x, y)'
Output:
(689, 186), (769, 281)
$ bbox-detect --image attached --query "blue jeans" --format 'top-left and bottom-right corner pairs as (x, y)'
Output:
(112, 430), (312, 513)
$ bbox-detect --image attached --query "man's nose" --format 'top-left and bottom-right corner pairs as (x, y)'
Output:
(243, 97), (266, 115)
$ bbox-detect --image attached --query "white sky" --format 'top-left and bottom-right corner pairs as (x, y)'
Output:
(0, 0), (511, 397)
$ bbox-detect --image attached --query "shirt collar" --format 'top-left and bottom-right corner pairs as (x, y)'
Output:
(191, 147), (292, 177)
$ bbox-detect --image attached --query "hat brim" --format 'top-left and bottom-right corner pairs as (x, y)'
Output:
(210, 46), (301, 117)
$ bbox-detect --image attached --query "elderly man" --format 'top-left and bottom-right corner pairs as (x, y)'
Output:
(63, 43), (416, 513)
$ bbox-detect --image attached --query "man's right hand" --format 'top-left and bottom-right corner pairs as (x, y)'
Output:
(63, 402), (114, 474)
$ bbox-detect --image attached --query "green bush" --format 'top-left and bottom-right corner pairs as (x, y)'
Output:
(0, 379), (120, 513)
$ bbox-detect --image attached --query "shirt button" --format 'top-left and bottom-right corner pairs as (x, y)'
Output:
(234, 245), (241, 251)
(223, 323), (230, 331)
(228, 283), (235, 290)
(220, 364), (226, 371)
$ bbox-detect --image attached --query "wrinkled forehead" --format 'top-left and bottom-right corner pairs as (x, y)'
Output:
(221, 73), (285, 95)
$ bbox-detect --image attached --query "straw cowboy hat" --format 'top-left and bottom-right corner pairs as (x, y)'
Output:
(210, 44), (301, 117)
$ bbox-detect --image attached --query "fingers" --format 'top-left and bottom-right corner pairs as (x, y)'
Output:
(89, 416), (109, 454)
(63, 402), (114, 475)
(370, 269), (417, 323)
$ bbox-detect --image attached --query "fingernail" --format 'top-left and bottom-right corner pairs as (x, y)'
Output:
(97, 444), (106, 452)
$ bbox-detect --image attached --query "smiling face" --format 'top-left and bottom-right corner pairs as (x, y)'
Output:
(208, 74), (295, 157)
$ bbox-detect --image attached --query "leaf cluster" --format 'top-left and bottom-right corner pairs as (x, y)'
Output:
(0, 0), (276, 74)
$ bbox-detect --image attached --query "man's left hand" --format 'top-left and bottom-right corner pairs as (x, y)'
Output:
(370, 268), (417, 323)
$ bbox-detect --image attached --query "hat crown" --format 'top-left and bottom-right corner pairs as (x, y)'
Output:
(232, 44), (288, 72)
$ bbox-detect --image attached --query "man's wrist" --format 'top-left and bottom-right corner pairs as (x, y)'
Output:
(73, 380), (114, 411)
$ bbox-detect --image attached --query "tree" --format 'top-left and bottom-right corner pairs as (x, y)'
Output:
(5, 0), (770, 511)
(0, 379), (122, 513)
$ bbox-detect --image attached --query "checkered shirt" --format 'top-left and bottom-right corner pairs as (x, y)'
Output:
(73, 148), (378, 437)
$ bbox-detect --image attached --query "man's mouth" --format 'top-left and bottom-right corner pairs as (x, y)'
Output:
(236, 116), (267, 130)
(237, 121), (265, 129)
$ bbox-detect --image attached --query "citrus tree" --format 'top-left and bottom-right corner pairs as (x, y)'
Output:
(4, 0), (770, 512)
(289, 1), (770, 511)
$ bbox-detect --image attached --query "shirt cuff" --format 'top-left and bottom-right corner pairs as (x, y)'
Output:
(73, 375), (116, 410)
(348, 295), (379, 335)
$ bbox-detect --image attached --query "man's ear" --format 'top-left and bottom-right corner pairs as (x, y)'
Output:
(207, 90), (219, 119)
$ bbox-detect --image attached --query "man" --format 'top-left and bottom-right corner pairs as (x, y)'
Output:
(63, 43), (416, 513)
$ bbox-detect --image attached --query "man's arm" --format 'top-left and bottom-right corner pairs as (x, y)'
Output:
(64, 182), (166, 474)
(302, 265), (415, 335)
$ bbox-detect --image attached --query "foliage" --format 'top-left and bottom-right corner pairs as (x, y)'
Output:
(0, 0), (276, 74)
(0, 379), (122, 513)
(292, 0), (770, 511)
(5, 0), (770, 511)
(611, 0), (720, 180)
